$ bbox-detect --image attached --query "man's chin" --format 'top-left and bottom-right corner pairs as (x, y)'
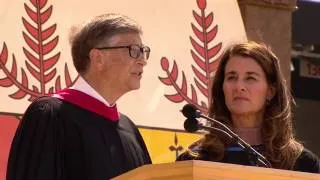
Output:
(130, 84), (141, 91)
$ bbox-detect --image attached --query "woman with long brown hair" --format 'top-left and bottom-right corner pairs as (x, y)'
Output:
(177, 41), (319, 173)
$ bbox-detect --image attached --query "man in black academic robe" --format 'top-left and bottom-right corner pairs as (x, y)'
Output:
(7, 13), (152, 180)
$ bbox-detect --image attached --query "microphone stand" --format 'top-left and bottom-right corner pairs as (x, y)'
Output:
(199, 114), (272, 168)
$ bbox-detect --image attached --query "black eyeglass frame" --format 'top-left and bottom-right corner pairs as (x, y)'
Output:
(95, 45), (151, 60)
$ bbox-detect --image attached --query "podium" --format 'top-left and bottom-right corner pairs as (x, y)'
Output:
(113, 160), (320, 180)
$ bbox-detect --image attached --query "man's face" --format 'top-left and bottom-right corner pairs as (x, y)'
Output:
(95, 32), (148, 94)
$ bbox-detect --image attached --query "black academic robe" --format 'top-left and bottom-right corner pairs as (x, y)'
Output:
(7, 89), (152, 180)
(176, 144), (320, 174)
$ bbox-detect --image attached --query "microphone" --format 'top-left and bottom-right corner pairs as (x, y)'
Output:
(184, 118), (234, 140)
(181, 104), (201, 119)
(181, 104), (228, 130)
(180, 104), (272, 168)
(183, 118), (199, 133)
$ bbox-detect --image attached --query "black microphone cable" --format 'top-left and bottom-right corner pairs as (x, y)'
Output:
(181, 104), (272, 168)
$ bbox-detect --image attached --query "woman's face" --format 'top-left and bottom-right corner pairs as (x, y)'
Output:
(222, 56), (274, 116)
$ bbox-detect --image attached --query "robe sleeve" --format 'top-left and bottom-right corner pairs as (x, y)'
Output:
(120, 114), (152, 165)
(132, 123), (152, 164)
(6, 97), (65, 180)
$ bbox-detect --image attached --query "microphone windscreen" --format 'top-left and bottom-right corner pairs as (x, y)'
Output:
(184, 118), (199, 133)
(181, 104), (198, 118)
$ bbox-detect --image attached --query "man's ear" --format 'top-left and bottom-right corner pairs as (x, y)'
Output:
(89, 49), (104, 70)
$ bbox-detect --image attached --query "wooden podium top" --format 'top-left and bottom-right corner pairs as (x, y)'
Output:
(113, 160), (320, 180)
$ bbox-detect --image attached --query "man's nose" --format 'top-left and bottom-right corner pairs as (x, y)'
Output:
(137, 58), (147, 66)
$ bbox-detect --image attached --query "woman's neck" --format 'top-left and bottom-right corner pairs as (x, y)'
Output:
(231, 113), (263, 145)
(231, 113), (263, 128)
(234, 126), (262, 145)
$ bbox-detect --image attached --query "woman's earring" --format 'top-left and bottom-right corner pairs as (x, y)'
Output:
(266, 98), (271, 106)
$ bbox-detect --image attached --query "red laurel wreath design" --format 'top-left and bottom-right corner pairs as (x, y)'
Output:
(159, 0), (222, 113)
(0, 0), (76, 101)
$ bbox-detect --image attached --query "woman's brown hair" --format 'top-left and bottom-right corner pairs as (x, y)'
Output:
(192, 41), (303, 170)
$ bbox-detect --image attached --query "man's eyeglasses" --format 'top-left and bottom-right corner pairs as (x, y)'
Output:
(95, 44), (151, 60)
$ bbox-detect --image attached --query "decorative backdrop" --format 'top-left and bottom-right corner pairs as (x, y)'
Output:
(0, 0), (246, 179)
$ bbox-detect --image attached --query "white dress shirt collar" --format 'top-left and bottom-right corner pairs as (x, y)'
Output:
(70, 76), (114, 107)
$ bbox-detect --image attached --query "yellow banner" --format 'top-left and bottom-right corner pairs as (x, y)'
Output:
(139, 127), (202, 163)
